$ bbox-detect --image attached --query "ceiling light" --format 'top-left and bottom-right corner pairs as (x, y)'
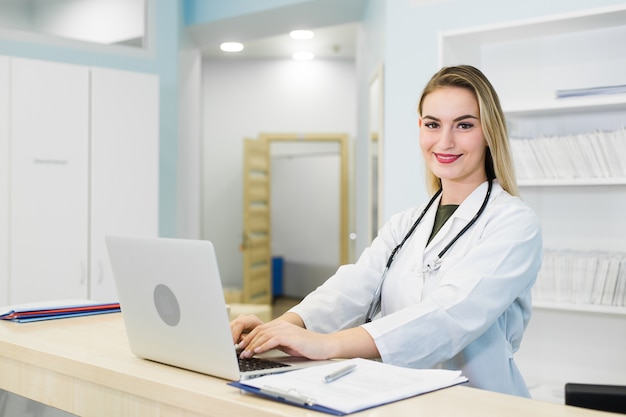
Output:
(293, 51), (315, 61)
(290, 30), (314, 40)
(220, 42), (244, 52)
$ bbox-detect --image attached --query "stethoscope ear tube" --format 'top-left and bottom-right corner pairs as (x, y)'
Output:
(364, 189), (442, 323)
(365, 267), (387, 323)
(428, 179), (493, 268)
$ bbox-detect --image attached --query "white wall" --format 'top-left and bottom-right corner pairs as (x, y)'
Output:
(0, 57), (8, 306)
(34, 0), (144, 45)
(271, 141), (341, 298)
(0, 0), (144, 45)
(201, 57), (356, 289)
(354, 0), (386, 255)
(177, 48), (202, 239)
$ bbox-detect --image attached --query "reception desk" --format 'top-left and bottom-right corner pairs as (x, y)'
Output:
(0, 313), (616, 417)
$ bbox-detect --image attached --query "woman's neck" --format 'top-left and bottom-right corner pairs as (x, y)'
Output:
(440, 179), (488, 205)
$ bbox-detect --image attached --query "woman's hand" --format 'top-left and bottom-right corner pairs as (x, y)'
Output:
(230, 313), (265, 346)
(234, 312), (380, 361)
(237, 318), (336, 360)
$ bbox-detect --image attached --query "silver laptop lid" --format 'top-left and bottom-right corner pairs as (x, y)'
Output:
(105, 235), (241, 380)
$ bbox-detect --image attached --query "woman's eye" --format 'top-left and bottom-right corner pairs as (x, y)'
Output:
(424, 122), (439, 129)
(458, 122), (474, 129)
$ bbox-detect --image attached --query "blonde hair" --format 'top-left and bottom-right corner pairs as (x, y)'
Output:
(417, 65), (519, 196)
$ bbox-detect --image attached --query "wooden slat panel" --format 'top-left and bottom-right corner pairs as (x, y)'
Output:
(242, 137), (271, 304)
(248, 215), (269, 233)
(249, 248), (270, 264)
(249, 155), (269, 171)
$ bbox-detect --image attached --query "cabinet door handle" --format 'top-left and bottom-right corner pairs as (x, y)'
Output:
(33, 158), (68, 165)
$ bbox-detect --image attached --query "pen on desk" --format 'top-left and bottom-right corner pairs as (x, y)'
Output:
(323, 363), (357, 383)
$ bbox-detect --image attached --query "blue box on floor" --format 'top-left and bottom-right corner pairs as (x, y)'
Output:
(272, 256), (284, 297)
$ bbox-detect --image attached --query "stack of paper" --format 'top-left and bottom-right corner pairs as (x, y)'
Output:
(0, 299), (120, 323)
(229, 357), (467, 415)
(510, 127), (626, 180)
(533, 250), (626, 307)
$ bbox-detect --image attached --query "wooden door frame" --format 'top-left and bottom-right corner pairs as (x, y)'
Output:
(236, 133), (350, 303)
(260, 133), (350, 265)
(242, 137), (271, 304)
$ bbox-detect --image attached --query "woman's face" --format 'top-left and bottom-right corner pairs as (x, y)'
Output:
(419, 86), (488, 189)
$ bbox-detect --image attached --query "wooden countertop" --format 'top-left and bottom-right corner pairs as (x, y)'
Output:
(0, 313), (616, 417)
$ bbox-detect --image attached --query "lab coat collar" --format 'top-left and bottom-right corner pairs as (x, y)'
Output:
(426, 180), (501, 249)
(451, 180), (501, 221)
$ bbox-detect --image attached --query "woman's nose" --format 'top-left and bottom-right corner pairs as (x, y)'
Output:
(438, 127), (454, 149)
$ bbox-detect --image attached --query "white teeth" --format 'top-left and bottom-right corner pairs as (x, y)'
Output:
(436, 154), (458, 161)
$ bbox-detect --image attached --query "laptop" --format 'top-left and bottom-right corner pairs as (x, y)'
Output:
(105, 235), (329, 380)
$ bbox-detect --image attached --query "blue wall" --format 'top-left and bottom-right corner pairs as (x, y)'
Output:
(183, 0), (308, 25)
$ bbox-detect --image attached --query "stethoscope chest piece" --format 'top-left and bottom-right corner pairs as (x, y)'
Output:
(423, 256), (443, 273)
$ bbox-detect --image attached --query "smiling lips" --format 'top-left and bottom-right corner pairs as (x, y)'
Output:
(434, 153), (462, 164)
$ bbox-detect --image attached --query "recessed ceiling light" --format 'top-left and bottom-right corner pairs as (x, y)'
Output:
(293, 51), (315, 61)
(290, 30), (314, 40)
(220, 42), (244, 52)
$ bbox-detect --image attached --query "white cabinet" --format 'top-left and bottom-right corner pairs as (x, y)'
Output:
(90, 67), (159, 302)
(0, 56), (9, 306)
(2, 57), (159, 305)
(10, 58), (90, 304)
(440, 4), (626, 402)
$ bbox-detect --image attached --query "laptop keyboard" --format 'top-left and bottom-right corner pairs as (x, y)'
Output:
(238, 356), (291, 372)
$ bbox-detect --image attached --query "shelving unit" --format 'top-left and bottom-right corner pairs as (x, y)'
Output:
(533, 301), (626, 316)
(440, 4), (626, 404)
(439, 2), (626, 291)
(504, 95), (626, 117)
(518, 178), (626, 187)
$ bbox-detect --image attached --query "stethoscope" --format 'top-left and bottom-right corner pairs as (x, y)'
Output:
(364, 179), (493, 323)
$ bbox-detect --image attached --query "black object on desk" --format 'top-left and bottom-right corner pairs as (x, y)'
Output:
(565, 383), (626, 414)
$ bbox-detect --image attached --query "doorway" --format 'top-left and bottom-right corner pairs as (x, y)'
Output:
(241, 133), (349, 303)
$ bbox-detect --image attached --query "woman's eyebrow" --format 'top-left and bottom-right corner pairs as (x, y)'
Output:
(454, 114), (479, 122)
(422, 114), (479, 122)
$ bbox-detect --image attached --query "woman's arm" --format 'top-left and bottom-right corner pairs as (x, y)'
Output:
(230, 207), (423, 360)
(236, 315), (380, 360)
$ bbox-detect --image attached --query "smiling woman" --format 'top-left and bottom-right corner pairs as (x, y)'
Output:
(418, 87), (488, 205)
(230, 65), (543, 398)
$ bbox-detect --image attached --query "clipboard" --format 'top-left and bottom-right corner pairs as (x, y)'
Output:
(229, 381), (346, 415)
(228, 358), (468, 415)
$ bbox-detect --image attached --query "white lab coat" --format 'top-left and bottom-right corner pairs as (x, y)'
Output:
(289, 181), (543, 397)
